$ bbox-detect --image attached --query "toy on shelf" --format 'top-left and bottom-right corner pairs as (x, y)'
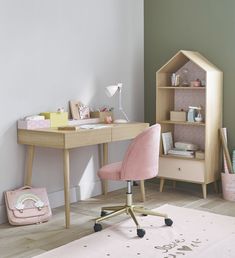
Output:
(187, 106), (203, 122)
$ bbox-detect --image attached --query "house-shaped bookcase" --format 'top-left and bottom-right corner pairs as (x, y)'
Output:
(156, 50), (223, 198)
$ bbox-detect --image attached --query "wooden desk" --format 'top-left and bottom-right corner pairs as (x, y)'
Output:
(17, 122), (149, 228)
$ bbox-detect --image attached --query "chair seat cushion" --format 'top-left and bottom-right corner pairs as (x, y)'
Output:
(98, 161), (122, 180)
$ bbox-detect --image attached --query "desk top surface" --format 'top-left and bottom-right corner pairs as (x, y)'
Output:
(18, 122), (149, 149)
(18, 122), (148, 134)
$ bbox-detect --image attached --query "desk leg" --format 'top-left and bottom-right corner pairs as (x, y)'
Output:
(202, 183), (207, 199)
(63, 149), (70, 228)
(140, 180), (145, 202)
(24, 145), (35, 186)
(102, 143), (108, 195)
(159, 178), (165, 192)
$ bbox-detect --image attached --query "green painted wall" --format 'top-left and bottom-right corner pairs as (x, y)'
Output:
(144, 0), (235, 151)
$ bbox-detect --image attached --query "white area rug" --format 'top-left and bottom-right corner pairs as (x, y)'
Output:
(34, 204), (235, 258)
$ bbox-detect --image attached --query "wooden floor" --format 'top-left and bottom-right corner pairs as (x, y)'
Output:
(1, 182), (235, 258)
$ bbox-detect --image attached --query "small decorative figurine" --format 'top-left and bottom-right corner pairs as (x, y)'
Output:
(195, 106), (203, 122)
(187, 106), (203, 122)
(104, 116), (113, 124)
(57, 107), (65, 113)
(191, 78), (202, 87)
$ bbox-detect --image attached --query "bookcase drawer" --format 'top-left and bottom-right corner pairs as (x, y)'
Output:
(158, 157), (205, 183)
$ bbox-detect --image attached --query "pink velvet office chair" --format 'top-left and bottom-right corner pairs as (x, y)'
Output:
(94, 124), (173, 238)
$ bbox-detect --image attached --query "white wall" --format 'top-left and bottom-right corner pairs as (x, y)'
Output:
(0, 0), (144, 223)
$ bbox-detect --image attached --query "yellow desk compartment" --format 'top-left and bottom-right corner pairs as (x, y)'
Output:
(40, 112), (68, 127)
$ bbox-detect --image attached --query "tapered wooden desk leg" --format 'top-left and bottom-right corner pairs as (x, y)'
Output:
(140, 180), (145, 202)
(98, 144), (102, 168)
(24, 145), (35, 186)
(63, 149), (70, 228)
(102, 143), (108, 195)
(159, 178), (165, 192)
(202, 183), (207, 199)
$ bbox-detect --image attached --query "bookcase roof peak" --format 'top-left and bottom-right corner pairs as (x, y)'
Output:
(157, 50), (222, 74)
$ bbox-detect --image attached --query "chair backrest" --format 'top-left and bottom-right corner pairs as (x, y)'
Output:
(120, 124), (161, 180)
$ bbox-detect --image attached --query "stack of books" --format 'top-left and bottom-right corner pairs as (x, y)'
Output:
(168, 148), (194, 158)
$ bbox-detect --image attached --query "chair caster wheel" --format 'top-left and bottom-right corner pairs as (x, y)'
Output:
(165, 218), (173, 226)
(137, 228), (145, 238)
(101, 211), (108, 217)
(94, 223), (102, 232)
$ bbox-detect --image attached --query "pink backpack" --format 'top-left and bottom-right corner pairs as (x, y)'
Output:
(4, 186), (52, 225)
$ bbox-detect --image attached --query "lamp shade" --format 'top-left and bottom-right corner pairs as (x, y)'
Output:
(104, 83), (128, 122)
(105, 85), (119, 97)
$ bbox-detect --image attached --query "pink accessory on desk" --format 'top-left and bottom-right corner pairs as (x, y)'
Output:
(104, 116), (113, 124)
(18, 119), (50, 129)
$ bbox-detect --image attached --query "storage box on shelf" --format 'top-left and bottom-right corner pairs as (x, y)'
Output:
(170, 111), (186, 122)
(156, 50), (223, 198)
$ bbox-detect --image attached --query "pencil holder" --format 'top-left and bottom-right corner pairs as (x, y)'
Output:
(90, 111), (113, 122)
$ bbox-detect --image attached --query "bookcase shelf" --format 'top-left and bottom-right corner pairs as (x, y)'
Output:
(159, 86), (206, 90)
(159, 120), (205, 126)
(156, 50), (223, 198)
(160, 154), (205, 161)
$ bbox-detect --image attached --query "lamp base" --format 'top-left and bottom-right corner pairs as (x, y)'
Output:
(114, 119), (128, 124)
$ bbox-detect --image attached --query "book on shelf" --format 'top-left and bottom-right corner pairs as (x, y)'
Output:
(162, 132), (173, 155)
(167, 148), (194, 158)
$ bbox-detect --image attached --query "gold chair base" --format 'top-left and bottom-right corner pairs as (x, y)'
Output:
(95, 204), (168, 229)
(94, 182), (172, 237)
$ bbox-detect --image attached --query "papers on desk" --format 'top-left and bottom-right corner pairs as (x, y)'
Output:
(80, 124), (111, 129)
(68, 118), (100, 126)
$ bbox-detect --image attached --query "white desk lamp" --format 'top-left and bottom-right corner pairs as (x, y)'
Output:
(105, 83), (129, 123)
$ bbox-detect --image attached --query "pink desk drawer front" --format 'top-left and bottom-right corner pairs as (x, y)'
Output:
(18, 119), (51, 130)
(158, 157), (205, 183)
